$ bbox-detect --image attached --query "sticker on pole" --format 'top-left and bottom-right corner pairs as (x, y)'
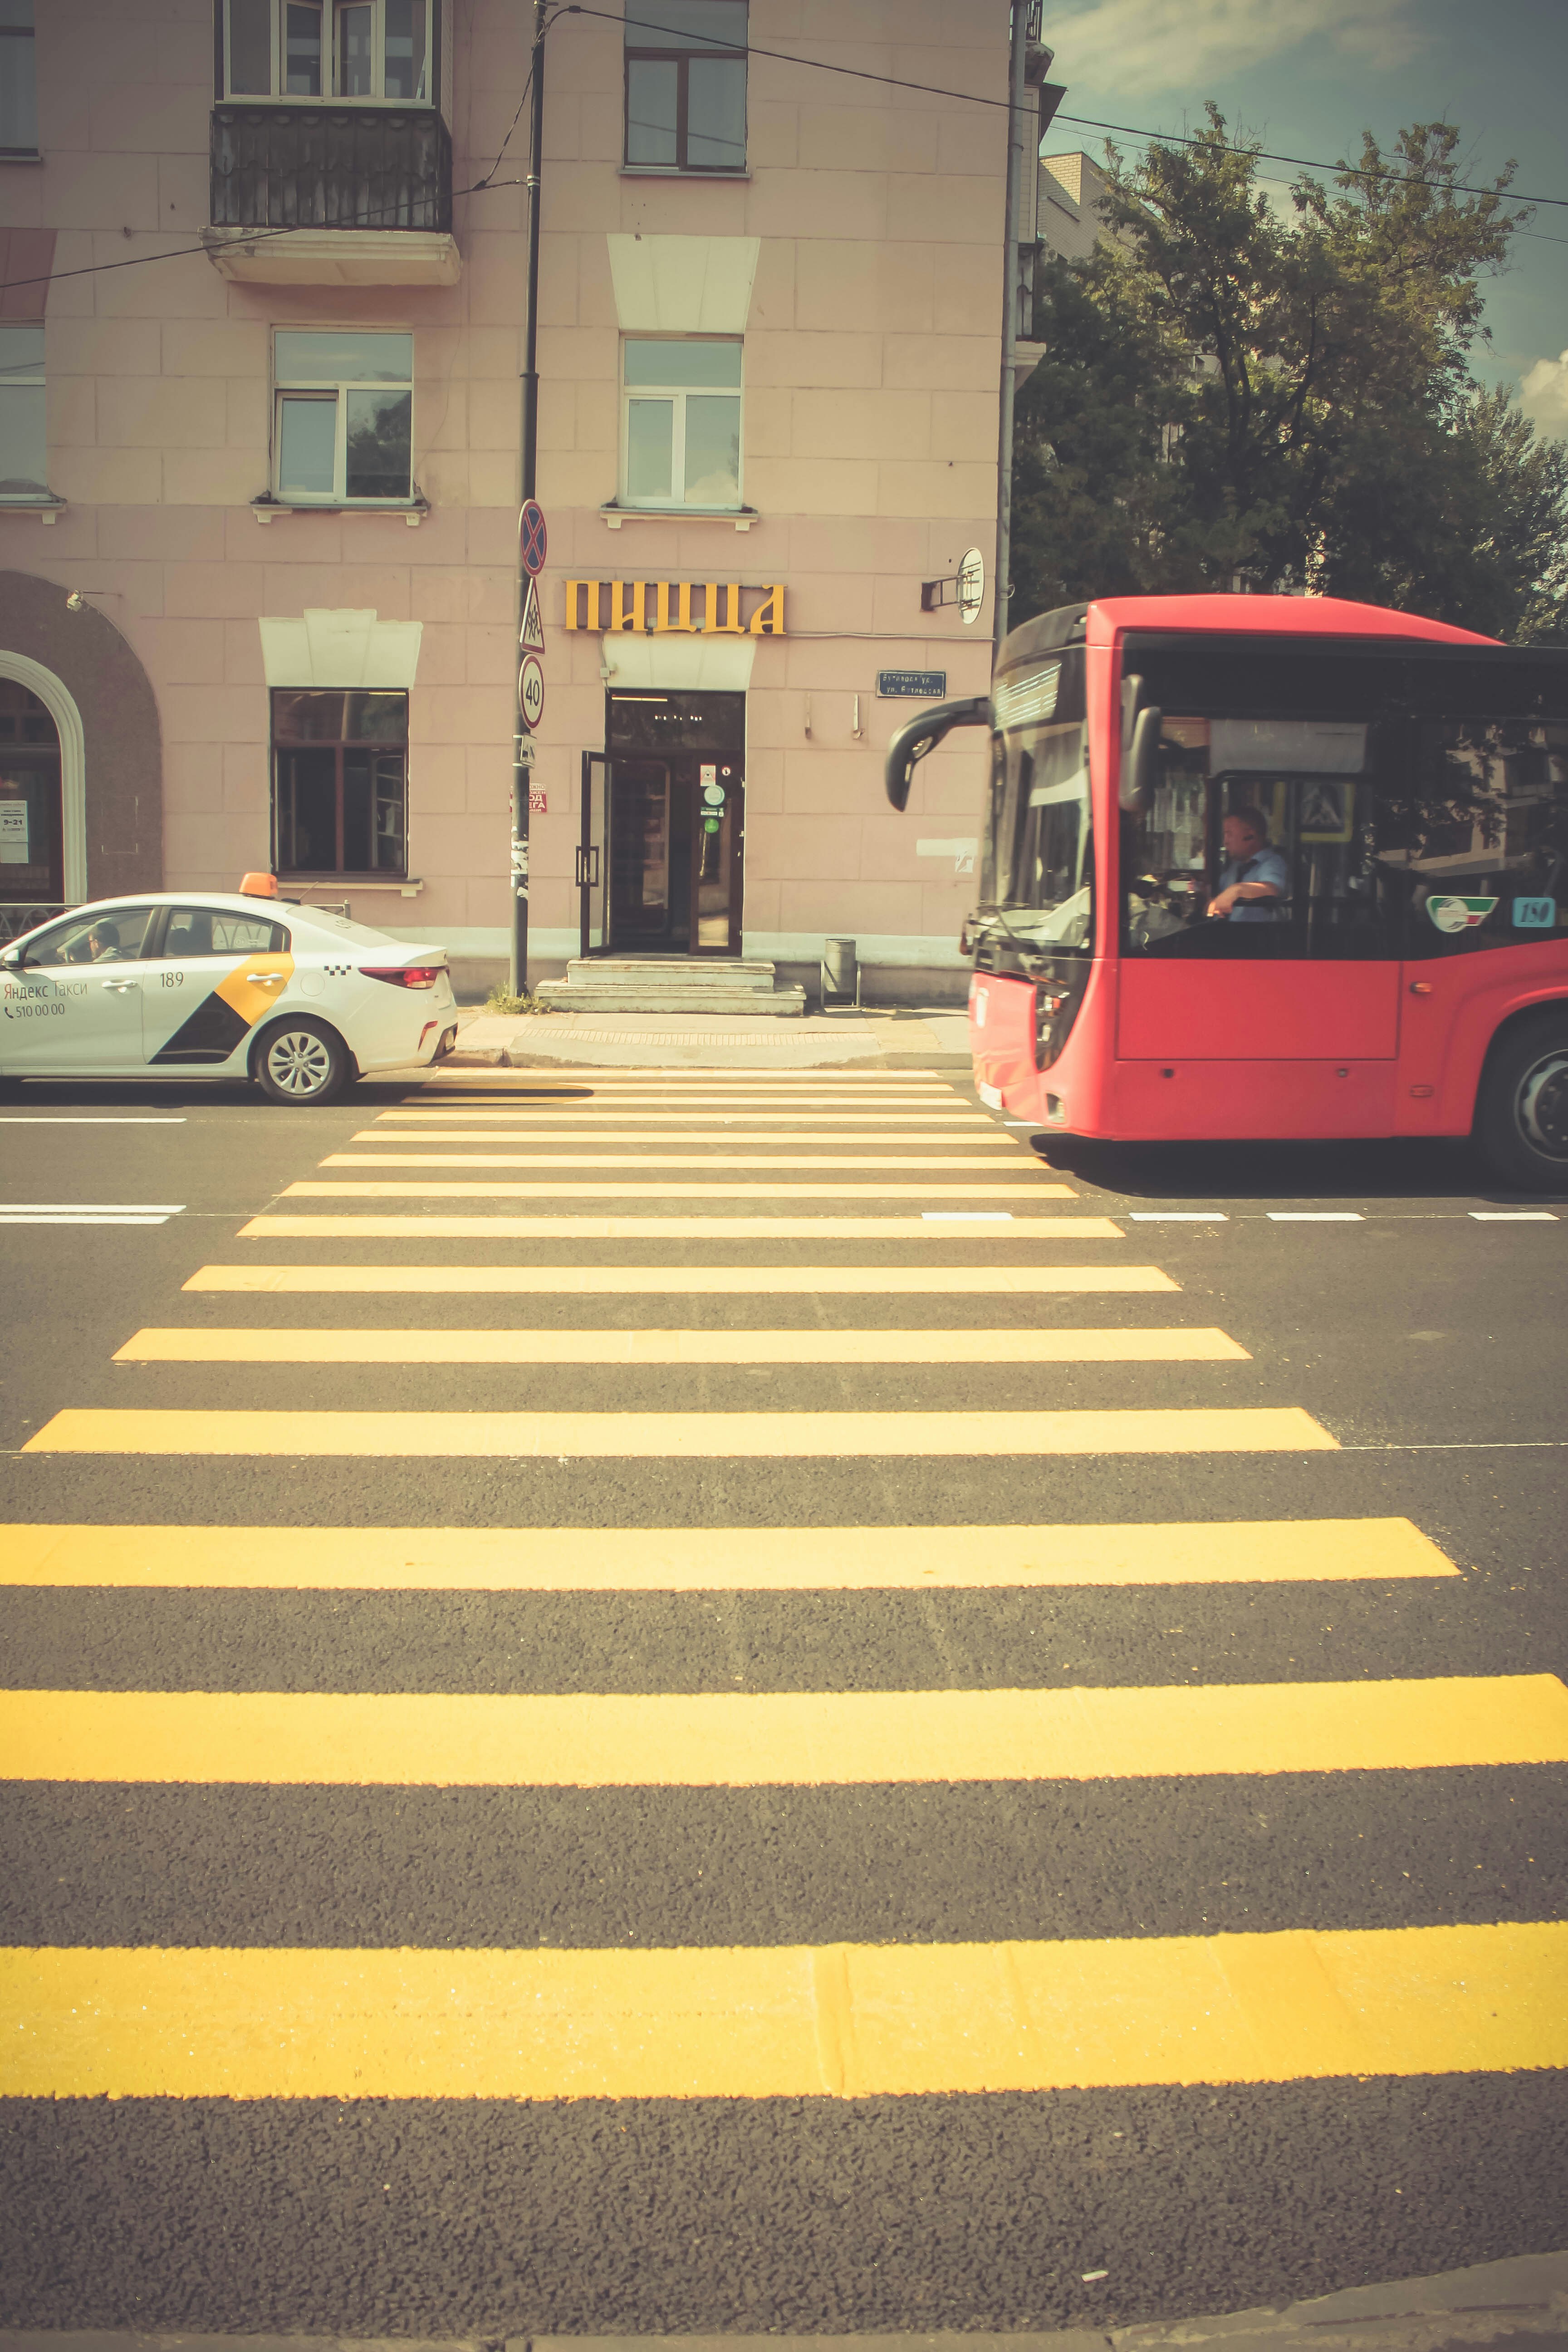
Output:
(518, 654), (545, 732)
(519, 574), (545, 655)
(1427, 895), (1497, 933)
(958, 547), (985, 626)
(519, 500), (548, 576)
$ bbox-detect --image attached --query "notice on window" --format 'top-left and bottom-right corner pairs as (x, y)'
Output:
(0, 801), (29, 863)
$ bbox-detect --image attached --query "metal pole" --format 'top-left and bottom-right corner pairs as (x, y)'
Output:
(992, 0), (1029, 663)
(510, 0), (548, 996)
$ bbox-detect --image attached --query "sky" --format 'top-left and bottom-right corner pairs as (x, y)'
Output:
(1038, 0), (1568, 437)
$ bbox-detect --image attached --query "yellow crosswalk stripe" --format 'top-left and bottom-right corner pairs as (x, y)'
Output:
(22, 1405), (1335, 1455)
(185, 1264), (1179, 1294)
(6, 1676), (1558, 1785)
(281, 1181), (1068, 1201)
(331, 1152), (1039, 1168)
(236, 1215), (1124, 1239)
(371, 1109), (993, 1123)
(0, 1517), (1459, 1589)
(112, 1325), (1250, 1365)
(6, 1921), (1566, 2097)
(350, 1130), (1021, 1146)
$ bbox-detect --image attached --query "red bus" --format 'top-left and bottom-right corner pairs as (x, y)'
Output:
(885, 595), (1568, 1188)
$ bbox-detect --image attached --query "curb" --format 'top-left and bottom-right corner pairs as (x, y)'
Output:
(5, 2251), (1565, 2352)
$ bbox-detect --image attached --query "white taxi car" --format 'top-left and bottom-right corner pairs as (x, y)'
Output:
(0, 875), (457, 1104)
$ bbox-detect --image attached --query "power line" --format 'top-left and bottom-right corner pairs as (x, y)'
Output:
(574, 5), (1568, 212)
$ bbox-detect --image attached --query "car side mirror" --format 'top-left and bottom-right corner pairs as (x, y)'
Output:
(884, 695), (991, 811)
(1121, 705), (1163, 813)
(0, 945), (20, 968)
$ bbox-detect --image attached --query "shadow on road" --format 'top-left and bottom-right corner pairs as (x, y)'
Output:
(1022, 1130), (1568, 1206)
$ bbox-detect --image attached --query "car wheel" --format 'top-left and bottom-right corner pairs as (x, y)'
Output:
(254, 1016), (350, 1106)
(1475, 1015), (1568, 1190)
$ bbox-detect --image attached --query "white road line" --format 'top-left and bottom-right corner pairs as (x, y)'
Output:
(1129, 1211), (1229, 1221)
(1470, 1210), (1558, 1221)
(0, 1213), (177, 1226)
(1266, 1211), (1365, 1222)
(0, 1117), (187, 1126)
(0, 1203), (186, 1212)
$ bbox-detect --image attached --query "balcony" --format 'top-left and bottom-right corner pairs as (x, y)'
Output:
(202, 105), (460, 288)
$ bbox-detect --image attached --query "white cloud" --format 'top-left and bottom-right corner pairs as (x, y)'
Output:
(1520, 351), (1568, 441)
(1041, 0), (1423, 99)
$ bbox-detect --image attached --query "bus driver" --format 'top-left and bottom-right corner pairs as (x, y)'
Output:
(1207, 808), (1289, 922)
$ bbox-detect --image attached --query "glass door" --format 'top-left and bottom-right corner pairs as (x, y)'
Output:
(608, 759), (674, 948)
(578, 751), (608, 956)
(692, 763), (744, 952)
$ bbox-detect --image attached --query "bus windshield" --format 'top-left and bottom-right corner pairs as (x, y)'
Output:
(1120, 640), (1568, 962)
(980, 647), (1092, 952)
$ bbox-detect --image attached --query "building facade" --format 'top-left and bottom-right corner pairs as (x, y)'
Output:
(0, 0), (1021, 998)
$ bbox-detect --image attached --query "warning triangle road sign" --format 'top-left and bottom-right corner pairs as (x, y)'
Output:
(519, 575), (546, 656)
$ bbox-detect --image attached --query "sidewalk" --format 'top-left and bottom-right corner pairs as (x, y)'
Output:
(444, 1005), (973, 1071)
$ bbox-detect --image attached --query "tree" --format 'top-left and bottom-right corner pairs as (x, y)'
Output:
(1011, 110), (1568, 642)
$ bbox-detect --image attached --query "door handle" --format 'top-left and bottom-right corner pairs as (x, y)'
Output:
(101, 979), (138, 992)
(574, 846), (601, 887)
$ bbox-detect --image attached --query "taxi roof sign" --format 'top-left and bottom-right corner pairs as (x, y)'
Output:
(240, 872), (279, 897)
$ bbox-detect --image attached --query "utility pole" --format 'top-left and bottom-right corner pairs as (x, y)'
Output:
(510, 0), (548, 997)
(991, 0), (1029, 662)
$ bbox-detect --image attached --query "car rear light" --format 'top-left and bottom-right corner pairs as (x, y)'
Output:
(359, 965), (444, 989)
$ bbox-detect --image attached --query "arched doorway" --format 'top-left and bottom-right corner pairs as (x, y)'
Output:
(0, 676), (64, 926)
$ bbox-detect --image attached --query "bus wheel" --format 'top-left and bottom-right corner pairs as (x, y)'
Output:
(1475, 1018), (1568, 1190)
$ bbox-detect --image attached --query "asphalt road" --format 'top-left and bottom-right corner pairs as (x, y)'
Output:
(0, 1060), (1564, 2337)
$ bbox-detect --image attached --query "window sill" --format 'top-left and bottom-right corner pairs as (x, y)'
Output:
(283, 876), (423, 896)
(0, 151), (42, 164)
(619, 166), (750, 181)
(254, 496), (428, 527)
(601, 503), (757, 531)
(0, 495), (66, 524)
(217, 97), (437, 111)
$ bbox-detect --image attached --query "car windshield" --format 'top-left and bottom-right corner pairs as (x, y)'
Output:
(980, 648), (1093, 953)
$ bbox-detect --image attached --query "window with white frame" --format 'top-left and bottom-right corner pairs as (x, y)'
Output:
(274, 329), (414, 505)
(223, 0), (432, 102)
(0, 325), (46, 501)
(622, 338), (742, 510)
(624, 0), (746, 173)
(0, 0), (36, 158)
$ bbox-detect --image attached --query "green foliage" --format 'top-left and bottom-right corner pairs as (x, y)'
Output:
(1012, 109), (1568, 643)
(484, 983), (548, 1016)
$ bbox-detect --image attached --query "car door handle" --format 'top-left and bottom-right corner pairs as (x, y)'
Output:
(101, 979), (139, 992)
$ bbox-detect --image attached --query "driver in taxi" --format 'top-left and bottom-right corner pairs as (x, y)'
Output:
(84, 920), (124, 961)
(1207, 809), (1289, 922)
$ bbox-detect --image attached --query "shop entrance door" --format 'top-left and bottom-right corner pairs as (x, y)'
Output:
(599, 688), (745, 956)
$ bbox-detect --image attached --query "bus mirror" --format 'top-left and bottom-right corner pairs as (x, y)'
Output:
(1122, 705), (1163, 813)
(884, 695), (991, 811)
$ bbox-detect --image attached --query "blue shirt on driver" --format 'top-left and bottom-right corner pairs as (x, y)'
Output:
(1215, 843), (1289, 921)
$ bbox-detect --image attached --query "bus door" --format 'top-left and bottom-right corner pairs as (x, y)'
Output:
(1116, 728), (1401, 1098)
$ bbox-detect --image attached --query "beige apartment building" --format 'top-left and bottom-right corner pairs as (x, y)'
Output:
(0, 0), (1055, 999)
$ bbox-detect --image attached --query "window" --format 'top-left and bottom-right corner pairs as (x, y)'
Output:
(982, 651), (1093, 951)
(272, 688), (408, 877)
(622, 338), (741, 510)
(161, 906), (289, 958)
(223, 0), (431, 102)
(624, 0), (746, 172)
(1116, 642), (1568, 963)
(21, 907), (160, 967)
(0, 324), (46, 501)
(273, 329), (413, 504)
(0, 0), (35, 158)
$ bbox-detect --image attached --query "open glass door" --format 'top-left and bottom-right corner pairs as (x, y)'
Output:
(577, 750), (608, 957)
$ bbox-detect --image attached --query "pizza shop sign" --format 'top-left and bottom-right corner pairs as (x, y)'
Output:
(563, 580), (785, 636)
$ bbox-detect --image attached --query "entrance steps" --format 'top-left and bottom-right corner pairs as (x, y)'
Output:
(535, 956), (807, 1016)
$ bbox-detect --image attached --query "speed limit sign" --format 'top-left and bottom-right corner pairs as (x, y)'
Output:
(518, 654), (545, 732)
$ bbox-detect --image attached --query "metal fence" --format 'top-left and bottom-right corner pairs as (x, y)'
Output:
(0, 902), (67, 945)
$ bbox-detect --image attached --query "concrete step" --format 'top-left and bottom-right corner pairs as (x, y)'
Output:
(559, 959), (779, 988)
(534, 981), (807, 1016)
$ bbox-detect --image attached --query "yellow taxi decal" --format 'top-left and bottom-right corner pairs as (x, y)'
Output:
(215, 951), (296, 1028)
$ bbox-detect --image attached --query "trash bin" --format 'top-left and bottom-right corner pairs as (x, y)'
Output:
(822, 936), (858, 1007)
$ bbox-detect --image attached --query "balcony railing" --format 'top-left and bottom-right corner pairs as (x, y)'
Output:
(210, 105), (452, 234)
